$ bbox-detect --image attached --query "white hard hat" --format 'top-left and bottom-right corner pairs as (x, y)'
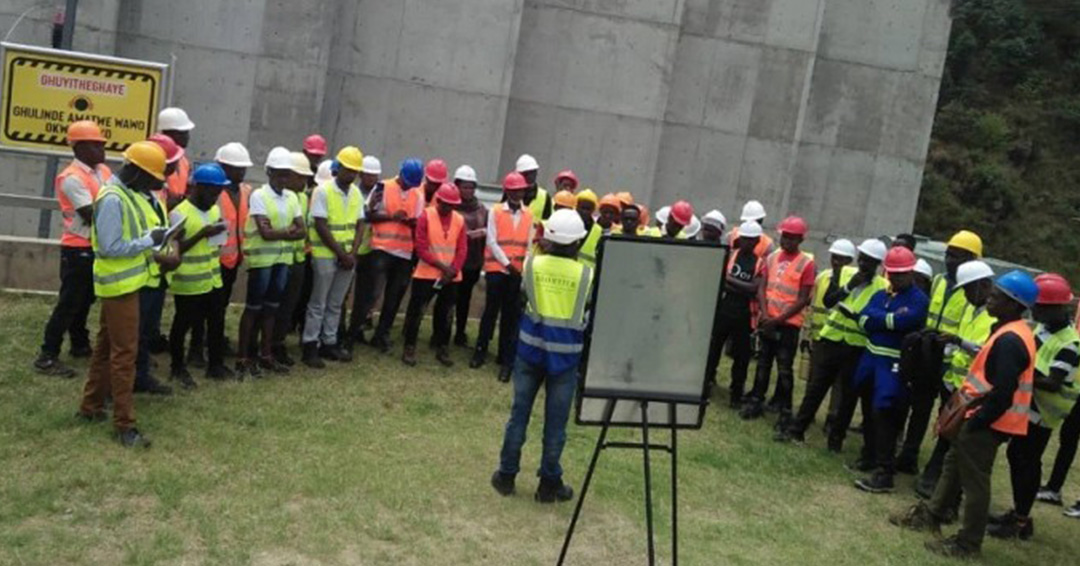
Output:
(915, 259), (934, 279)
(454, 164), (477, 183)
(361, 155), (382, 175)
(740, 200), (766, 221)
(737, 220), (762, 238)
(265, 146), (292, 170)
(214, 142), (253, 167)
(315, 160), (334, 184)
(544, 208), (587, 245)
(158, 107), (195, 131)
(515, 153), (539, 173)
(289, 152), (314, 177)
(684, 215), (702, 238)
(828, 238), (857, 259)
(955, 260), (994, 288)
(857, 238), (887, 261)
(702, 209), (727, 230)
(655, 206), (671, 225)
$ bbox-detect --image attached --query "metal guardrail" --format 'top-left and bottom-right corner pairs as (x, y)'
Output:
(0, 192), (58, 210)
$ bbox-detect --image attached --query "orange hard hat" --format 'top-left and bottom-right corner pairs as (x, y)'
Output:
(615, 191), (635, 208)
(1035, 273), (1074, 305)
(670, 200), (694, 226)
(553, 189), (577, 209)
(884, 247), (917, 273)
(434, 182), (462, 205)
(554, 169), (579, 190)
(503, 171), (528, 191)
(599, 194), (621, 211)
(67, 120), (106, 144)
(778, 215), (808, 237)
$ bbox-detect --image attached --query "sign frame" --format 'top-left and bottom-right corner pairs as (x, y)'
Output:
(0, 42), (168, 158)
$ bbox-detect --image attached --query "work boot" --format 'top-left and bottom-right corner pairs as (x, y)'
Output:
(1036, 487), (1063, 506)
(320, 344), (351, 362)
(33, 354), (76, 378)
(497, 364), (512, 383)
(535, 478), (574, 503)
(206, 364), (235, 381)
(987, 512), (1033, 540)
(739, 401), (764, 421)
(435, 347), (454, 367)
(854, 472), (895, 494)
(369, 334), (392, 354)
(469, 348), (487, 369)
(187, 349), (207, 369)
(259, 356), (290, 375)
(133, 377), (173, 396)
(924, 536), (979, 559)
(117, 428), (152, 449)
(402, 346), (418, 367)
(490, 471), (515, 496)
(889, 502), (941, 534)
(170, 367), (197, 390)
(272, 344), (295, 367)
(69, 344), (93, 358)
(454, 333), (469, 348)
(302, 342), (325, 369)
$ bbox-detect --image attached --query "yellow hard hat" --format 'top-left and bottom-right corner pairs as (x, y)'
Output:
(336, 146), (364, 171)
(947, 230), (983, 258)
(577, 188), (598, 205)
(123, 141), (167, 180)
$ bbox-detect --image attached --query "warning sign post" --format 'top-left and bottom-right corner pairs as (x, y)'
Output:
(0, 43), (166, 158)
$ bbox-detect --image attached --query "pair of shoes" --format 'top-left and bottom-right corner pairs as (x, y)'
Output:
(739, 402), (763, 421)
(206, 364), (235, 380)
(454, 333), (469, 348)
(169, 368), (197, 390)
(1063, 501), (1080, 519)
(117, 428), (152, 448)
(272, 345), (295, 367)
(259, 357), (290, 375)
(469, 348), (487, 369)
(75, 410), (108, 423)
(1036, 486), (1063, 506)
(186, 350), (207, 369)
(234, 359), (261, 380)
(854, 472), (894, 494)
(774, 428), (804, 444)
(33, 354), (76, 378)
(535, 478), (574, 503)
(320, 344), (352, 362)
(69, 345), (93, 358)
(402, 346), (418, 367)
(888, 502), (941, 534)
(369, 335), (393, 354)
(497, 365), (512, 383)
(435, 347), (454, 367)
(925, 536), (979, 559)
(301, 343), (325, 369)
(133, 377), (173, 396)
(491, 471), (515, 496)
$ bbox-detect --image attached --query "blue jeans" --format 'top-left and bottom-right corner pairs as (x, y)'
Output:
(498, 357), (578, 481)
(136, 286), (166, 386)
(246, 263), (290, 310)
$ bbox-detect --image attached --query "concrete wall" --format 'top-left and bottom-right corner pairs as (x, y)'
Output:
(0, 0), (951, 246)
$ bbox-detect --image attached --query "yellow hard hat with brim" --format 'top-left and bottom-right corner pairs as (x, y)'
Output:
(123, 141), (167, 180)
(947, 230), (983, 258)
(336, 146), (364, 171)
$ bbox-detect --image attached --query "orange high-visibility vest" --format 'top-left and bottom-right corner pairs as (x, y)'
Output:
(763, 249), (813, 328)
(56, 161), (112, 248)
(960, 319), (1036, 436)
(727, 228), (774, 259)
(370, 177), (423, 256)
(484, 203), (533, 274)
(217, 183), (252, 269)
(166, 156), (191, 198)
(413, 208), (465, 282)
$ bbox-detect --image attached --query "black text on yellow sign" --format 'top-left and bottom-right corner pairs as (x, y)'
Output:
(0, 43), (165, 157)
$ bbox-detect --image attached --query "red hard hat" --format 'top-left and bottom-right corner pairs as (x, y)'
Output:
(554, 169), (579, 189)
(503, 171), (528, 191)
(884, 247), (917, 273)
(1035, 273), (1074, 305)
(303, 134), (328, 155)
(434, 183), (461, 205)
(425, 159), (449, 183)
(147, 133), (184, 163)
(670, 200), (694, 226)
(778, 215), (808, 237)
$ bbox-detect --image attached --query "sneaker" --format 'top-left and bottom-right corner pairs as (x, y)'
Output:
(491, 471), (515, 496)
(259, 356), (290, 375)
(75, 410), (108, 423)
(888, 502), (941, 534)
(987, 513), (1033, 540)
(924, 536), (979, 559)
(133, 377), (173, 396)
(1036, 487), (1063, 506)
(1064, 501), (1080, 519)
(170, 368), (197, 390)
(854, 472), (894, 494)
(69, 344), (93, 358)
(272, 345), (295, 367)
(34, 354), (76, 378)
(117, 428), (152, 449)
(402, 346), (418, 367)
(435, 347), (454, 367)
(369, 335), (392, 354)
(469, 348), (487, 369)
(535, 478), (574, 503)
(206, 364), (235, 381)
(186, 349), (207, 369)
(454, 333), (469, 348)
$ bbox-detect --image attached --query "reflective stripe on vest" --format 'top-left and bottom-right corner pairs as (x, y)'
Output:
(309, 181), (363, 259)
(518, 254), (592, 374)
(1031, 323), (1080, 429)
(168, 200), (223, 295)
(370, 178), (423, 255)
(945, 305), (997, 389)
(56, 161), (111, 247)
(819, 267), (889, 348)
(483, 203), (533, 273)
(413, 208), (465, 281)
(764, 250), (812, 327)
(929, 274), (969, 334)
(91, 183), (150, 298)
(578, 222), (603, 268)
(959, 320), (1037, 435)
(242, 185), (298, 268)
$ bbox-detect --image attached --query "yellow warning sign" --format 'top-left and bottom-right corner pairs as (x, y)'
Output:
(0, 43), (166, 157)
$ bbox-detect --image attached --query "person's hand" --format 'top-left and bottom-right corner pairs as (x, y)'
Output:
(507, 264), (521, 278)
(204, 223), (227, 238)
(156, 251), (180, 271)
(149, 228), (166, 246)
(937, 332), (959, 346)
(837, 303), (857, 320)
(338, 253), (356, 270)
(848, 271), (868, 289)
(758, 315), (775, 330)
(440, 264), (456, 280)
(438, 275), (454, 288)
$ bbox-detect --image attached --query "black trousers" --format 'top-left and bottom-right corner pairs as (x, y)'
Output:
(830, 366), (876, 460)
(918, 387), (956, 482)
(791, 340), (862, 435)
(708, 310), (753, 401)
(874, 404), (908, 476)
(476, 271), (523, 367)
(1007, 423), (1054, 516)
(366, 251), (413, 341)
(748, 325), (800, 413)
(1046, 399), (1080, 491)
(348, 252), (380, 337)
(898, 373), (948, 468)
(170, 290), (224, 371)
(273, 261), (307, 347)
(454, 268), (482, 339)
(40, 246), (96, 357)
(190, 264), (238, 355)
(403, 279), (457, 347)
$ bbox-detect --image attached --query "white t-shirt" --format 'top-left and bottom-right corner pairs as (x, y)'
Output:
(309, 180), (360, 220)
(249, 185), (300, 228)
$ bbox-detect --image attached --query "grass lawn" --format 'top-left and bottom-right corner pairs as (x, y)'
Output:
(1, 291), (1078, 565)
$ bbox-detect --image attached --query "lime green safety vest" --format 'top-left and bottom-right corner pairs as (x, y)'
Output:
(167, 200), (223, 295)
(357, 189), (374, 256)
(528, 187), (549, 221)
(243, 185), (300, 269)
(308, 180), (363, 259)
(578, 222), (603, 268)
(928, 274), (969, 335)
(91, 182), (151, 298)
(809, 269), (837, 341)
(944, 305), (996, 389)
(294, 190), (309, 263)
(1032, 323), (1080, 429)
(818, 266), (888, 348)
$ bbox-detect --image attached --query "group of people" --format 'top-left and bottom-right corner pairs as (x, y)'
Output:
(29, 107), (1080, 552)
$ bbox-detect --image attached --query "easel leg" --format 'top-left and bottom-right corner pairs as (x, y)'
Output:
(670, 403), (678, 566)
(641, 401), (656, 566)
(557, 400), (615, 566)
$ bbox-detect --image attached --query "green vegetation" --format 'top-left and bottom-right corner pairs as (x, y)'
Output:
(916, 0), (1080, 278)
(1, 292), (1078, 564)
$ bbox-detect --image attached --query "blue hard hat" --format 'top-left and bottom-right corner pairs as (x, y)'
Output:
(400, 158), (424, 187)
(995, 270), (1039, 309)
(190, 162), (230, 186)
